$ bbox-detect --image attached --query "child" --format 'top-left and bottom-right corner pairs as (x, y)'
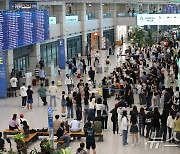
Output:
(27, 85), (33, 111)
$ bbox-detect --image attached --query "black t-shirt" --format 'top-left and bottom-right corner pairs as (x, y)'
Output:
(27, 89), (33, 99)
(0, 138), (4, 151)
(57, 127), (64, 139)
(66, 97), (73, 107)
(85, 128), (95, 142)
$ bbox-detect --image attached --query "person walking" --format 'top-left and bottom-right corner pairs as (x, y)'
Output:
(48, 81), (58, 110)
(10, 76), (18, 97)
(121, 110), (129, 146)
(20, 83), (27, 108)
(37, 83), (47, 106)
(26, 85), (33, 111)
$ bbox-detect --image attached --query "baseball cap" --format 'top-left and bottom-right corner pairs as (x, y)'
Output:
(20, 114), (24, 118)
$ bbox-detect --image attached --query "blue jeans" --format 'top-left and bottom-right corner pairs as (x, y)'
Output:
(67, 106), (73, 118)
(84, 109), (88, 123)
(50, 96), (56, 108)
(139, 124), (145, 136)
(122, 130), (128, 145)
(67, 84), (72, 93)
(88, 109), (95, 122)
(60, 135), (70, 147)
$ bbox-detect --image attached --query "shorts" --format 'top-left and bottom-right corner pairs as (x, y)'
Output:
(130, 124), (139, 133)
(27, 99), (33, 104)
(35, 76), (40, 80)
(40, 78), (45, 81)
(86, 141), (96, 150)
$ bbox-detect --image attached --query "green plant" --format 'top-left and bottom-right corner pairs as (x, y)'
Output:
(13, 134), (24, 142)
(43, 140), (53, 150)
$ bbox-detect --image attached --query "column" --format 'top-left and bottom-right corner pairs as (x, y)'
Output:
(6, 49), (14, 80)
(77, 2), (87, 55)
(54, 4), (67, 58)
(29, 43), (40, 72)
(110, 3), (117, 18)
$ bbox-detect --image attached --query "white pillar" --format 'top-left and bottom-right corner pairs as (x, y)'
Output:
(6, 49), (14, 80)
(29, 43), (40, 72)
(77, 2), (87, 55)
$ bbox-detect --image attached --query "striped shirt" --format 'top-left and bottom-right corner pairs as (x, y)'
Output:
(34, 68), (40, 76)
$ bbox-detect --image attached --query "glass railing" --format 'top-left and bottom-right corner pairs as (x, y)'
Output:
(103, 12), (111, 18)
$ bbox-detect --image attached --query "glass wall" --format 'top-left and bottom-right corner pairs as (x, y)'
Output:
(13, 45), (32, 73)
(67, 35), (82, 60)
(40, 41), (58, 67)
(103, 29), (115, 49)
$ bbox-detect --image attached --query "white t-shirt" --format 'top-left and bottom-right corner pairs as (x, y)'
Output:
(48, 85), (58, 96)
(121, 116), (128, 130)
(70, 120), (80, 130)
(20, 86), (27, 97)
(10, 77), (18, 87)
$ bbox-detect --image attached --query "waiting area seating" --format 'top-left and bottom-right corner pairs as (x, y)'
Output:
(69, 131), (103, 142)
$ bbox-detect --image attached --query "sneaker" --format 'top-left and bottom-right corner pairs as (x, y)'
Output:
(131, 144), (135, 147)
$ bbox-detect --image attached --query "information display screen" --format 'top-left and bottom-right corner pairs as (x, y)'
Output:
(0, 9), (49, 52)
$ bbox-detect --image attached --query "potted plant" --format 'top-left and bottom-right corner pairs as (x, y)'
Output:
(13, 134), (27, 154)
(40, 138), (53, 154)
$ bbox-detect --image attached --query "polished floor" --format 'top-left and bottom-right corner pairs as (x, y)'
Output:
(0, 44), (180, 153)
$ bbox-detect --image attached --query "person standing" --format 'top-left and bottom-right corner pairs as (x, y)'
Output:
(121, 110), (128, 146)
(101, 110), (108, 131)
(34, 65), (40, 85)
(37, 83), (47, 106)
(65, 74), (73, 93)
(10, 76), (18, 97)
(27, 85), (33, 111)
(110, 105), (119, 134)
(0, 132), (5, 152)
(138, 107), (146, 136)
(39, 67), (46, 85)
(39, 58), (45, 69)
(87, 52), (91, 66)
(20, 83), (27, 108)
(48, 81), (58, 110)
(66, 92), (74, 119)
(61, 91), (67, 117)
(84, 122), (96, 154)
(88, 67), (95, 87)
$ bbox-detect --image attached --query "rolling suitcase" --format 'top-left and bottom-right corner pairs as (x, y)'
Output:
(45, 79), (49, 86)
(96, 66), (102, 73)
(77, 73), (81, 78)
(104, 66), (109, 72)
(32, 79), (37, 86)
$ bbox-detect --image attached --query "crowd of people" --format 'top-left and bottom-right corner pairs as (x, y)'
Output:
(1, 37), (180, 153)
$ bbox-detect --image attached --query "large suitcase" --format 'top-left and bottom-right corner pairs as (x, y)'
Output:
(77, 73), (81, 78)
(104, 66), (109, 72)
(32, 79), (37, 86)
(45, 79), (49, 86)
(96, 66), (102, 73)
